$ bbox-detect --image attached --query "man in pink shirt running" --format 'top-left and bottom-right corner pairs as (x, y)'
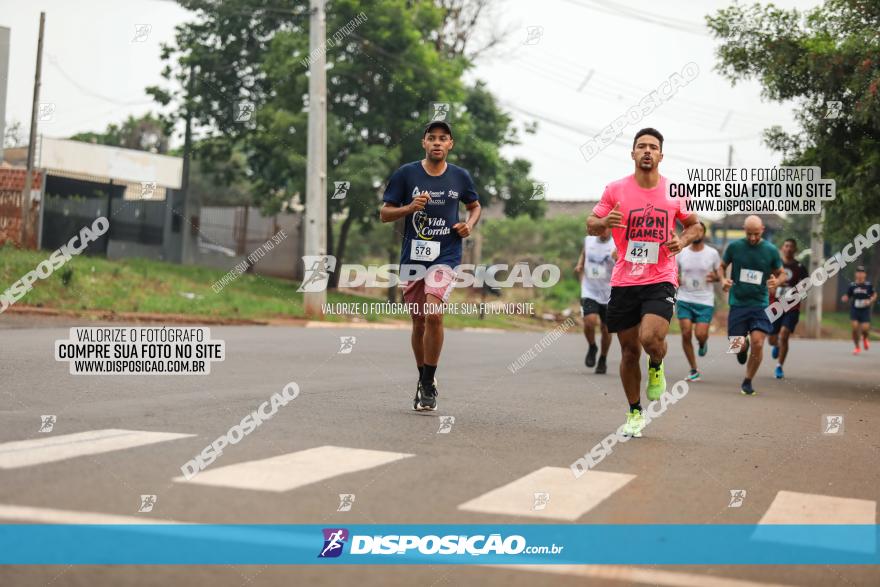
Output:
(587, 128), (702, 437)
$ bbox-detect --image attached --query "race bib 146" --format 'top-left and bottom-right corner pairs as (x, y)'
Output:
(739, 268), (763, 285)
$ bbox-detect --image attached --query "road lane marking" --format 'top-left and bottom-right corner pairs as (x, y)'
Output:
(457, 466), (635, 521)
(173, 445), (414, 492)
(754, 490), (876, 553)
(488, 564), (796, 587)
(757, 490), (876, 525)
(0, 429), (195, 469)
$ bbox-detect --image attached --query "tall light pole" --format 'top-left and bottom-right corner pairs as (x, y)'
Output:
(303, 0), (327, 317)
(21, 12), (45, 248)
(0, 26), (11, 164)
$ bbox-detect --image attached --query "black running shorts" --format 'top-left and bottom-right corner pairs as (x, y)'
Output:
(606, 282), (677, 333)
(580, 297), (607, 323)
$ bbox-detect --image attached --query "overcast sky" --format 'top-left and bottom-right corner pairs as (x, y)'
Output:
(1, 0), (820, 200)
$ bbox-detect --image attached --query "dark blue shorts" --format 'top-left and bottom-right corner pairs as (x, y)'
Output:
(771, 310), (800, 335)
(728, 306), (772, 337)
(850, 307), (871, 324)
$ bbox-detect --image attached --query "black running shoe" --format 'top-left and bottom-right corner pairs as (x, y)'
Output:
(412, 380), (422, 411)
(413, 380), (438, 411)
(736, 338), (750, 365)
(740, 379), (756, 396)
(585, 344), (598, 368)
(595, 356), (607, 374)
(420, 381), (438, 410)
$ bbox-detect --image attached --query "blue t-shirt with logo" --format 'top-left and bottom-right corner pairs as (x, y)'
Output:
(382, 161), (479, 268)
(847, 281), (875, 309)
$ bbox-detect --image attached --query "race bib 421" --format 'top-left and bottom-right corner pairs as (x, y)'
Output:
(625, 241), (660, 264)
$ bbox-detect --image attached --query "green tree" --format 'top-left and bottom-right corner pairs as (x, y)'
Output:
(707, 0), (880, 276)
(148, 0), (539, 287)
(69, 113), (170, 153)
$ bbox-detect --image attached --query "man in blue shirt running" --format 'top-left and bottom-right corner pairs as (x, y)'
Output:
(380, 120), (481, 411)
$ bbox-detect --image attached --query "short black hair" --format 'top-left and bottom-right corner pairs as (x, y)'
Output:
(784, 237), (797, 248)
(633, 128), (663, 150)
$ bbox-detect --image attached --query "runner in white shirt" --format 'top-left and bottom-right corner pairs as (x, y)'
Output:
(675, 223), (723, 381)
(575, 226), (617, 374)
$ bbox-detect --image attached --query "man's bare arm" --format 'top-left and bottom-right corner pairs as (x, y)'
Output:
(453, 201), (481, 238)
(663, 214), (701, 255)
(586, 214), (604, 236)
(719, 260), (734, 291)
(587, 203), (623, 236)
(380, 191), (430, 223)
(464, 201), (481, 229)
(767, 267), (786, 290)
(678, 214), (702, 248)
(380, 202), (411, 223)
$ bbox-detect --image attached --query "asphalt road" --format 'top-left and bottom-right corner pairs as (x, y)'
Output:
(1, 316), (878, 586)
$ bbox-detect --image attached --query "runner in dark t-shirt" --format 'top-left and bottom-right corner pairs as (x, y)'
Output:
(768, 238), (809, 379)
(841, 266), (877, 354)
(380, 120), (481, 412)
(383, 161), (478, 269)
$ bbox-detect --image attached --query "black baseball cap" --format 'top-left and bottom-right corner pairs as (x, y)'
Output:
(424, 120), (453, 138)
(855, 265), (866, 272)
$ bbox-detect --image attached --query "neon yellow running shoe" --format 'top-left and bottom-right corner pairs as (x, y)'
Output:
(623, 409), (645, 437)
(646, 358), (666, 401)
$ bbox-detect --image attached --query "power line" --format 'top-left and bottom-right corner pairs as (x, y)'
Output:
(47, 55), (155, 107)
(511, 50), (780, 128)
(559, 0), (708, 36)
(499, 55), (760, 133)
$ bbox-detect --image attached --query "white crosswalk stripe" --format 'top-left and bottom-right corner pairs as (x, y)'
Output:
(0, 429), (195, 469)
(753, 490), (877, 553)
(458, 466), (635, 521)
(757, 490), (876, 525)
(173, 445), (414, 492)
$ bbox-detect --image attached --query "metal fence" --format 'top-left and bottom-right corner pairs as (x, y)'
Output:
(197, 206), (303, 279)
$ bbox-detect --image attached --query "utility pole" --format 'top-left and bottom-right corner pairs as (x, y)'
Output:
(21, 12), (45, 248)
(0, 26), (11, 164)
(721, 144), (732, 249)
(180, 63), (195, 264)
(303, 0), (327, 317)
(805, 208), (825, 338)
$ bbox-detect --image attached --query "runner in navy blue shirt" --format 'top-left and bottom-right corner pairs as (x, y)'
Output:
(380, 120), (481, 411)
(768, 238), (809, 379)
(841, 266), (877, 354)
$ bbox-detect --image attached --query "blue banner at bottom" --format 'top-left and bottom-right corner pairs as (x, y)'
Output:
(0, 524), (876, 564)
